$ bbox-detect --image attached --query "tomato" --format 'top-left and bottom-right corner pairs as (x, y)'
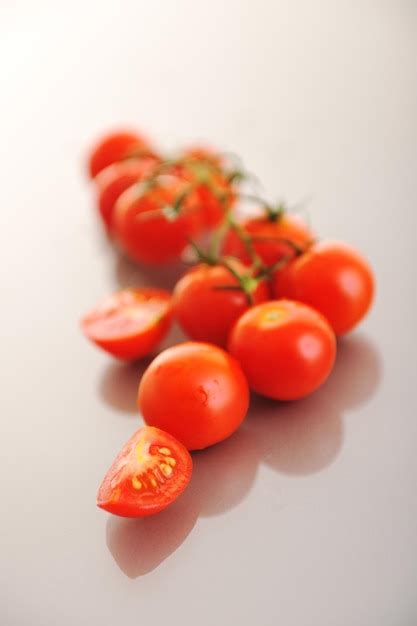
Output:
(97, 426), (192, 517)
(228, 300), (336, 400)
(113, 175), (203, 264)
(95, 156), (160, 231)
(222, 212), (313, 267)
(88, 130), (153, 178)
(174, 152), (235, 229)
(273, 241), (375, 335)
(182, 145), (224, 169)
(173, 261), (269, 347)
(81, 288), (173, 360)
(137, 342), (249, 450)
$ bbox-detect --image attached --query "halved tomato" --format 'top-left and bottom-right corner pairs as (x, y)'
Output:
(80, 288), (173, 360)
(97, 426), (193, 517)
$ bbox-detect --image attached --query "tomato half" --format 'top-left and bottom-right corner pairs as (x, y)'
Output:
(173, 261), (269, 347)
(228, 300), (336, 400)
(97, 426), (192, 517)
(88, 130), (153, 178)
(95, 156), (160, 231)
(81, 288), (173, 360)
(113, 175), (203, 264)
(137, 342), (249, 450)
(273, 241), (375, 335)
(222, 213), (313, 267)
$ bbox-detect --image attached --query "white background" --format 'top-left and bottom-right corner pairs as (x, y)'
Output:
(1, 1), (416, 625)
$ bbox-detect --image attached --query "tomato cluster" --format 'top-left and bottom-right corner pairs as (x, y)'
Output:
(83, 128), (375, 518)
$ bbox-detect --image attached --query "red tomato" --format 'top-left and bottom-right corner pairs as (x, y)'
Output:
(88, 130), (153, 178)
(95, 156), (160, 231)
(113, 175), (203, 264)
(173, 261), (269, 347)
(80, 288), (173, 360)
(182, 145), (224, 169)
(222, 212), (313, 267)
(228, 300), (336, 400)
(172, 152), (235, 229)
(137, 342), (249, 450)
(273, 241), (375, 335)
(97, 426), (192, 517)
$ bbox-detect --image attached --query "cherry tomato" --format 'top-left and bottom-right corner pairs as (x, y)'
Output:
(228, 300), (336, 400)
(137, 342), (249, 450)
(182, 145), (224, 169)
(113, 175), (203, 264)
(97, 426), (192, 517)
(273, 241), (375, 335)
(95, 156), (160, 231)
(173, 261), (269, 347)
(88, 130), (153, 178)
(81, 288), (173, 360)
(222, 212), (313, 267)
(174, 153), (235, 229)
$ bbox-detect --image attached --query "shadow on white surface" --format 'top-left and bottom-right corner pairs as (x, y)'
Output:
(98, 323), (188, 413)
(114, 252), (186, 290)
(105, 333), (382, 577)
(99, 359), (152, 414)
(245, 334), (382, 475)
(106, 494), (199, 578)
(106, 428), (260, 577)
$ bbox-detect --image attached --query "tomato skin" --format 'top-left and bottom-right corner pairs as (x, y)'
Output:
(137, 342), (250, 450)
(88, 130), (152, 178)
(95, 156), (160, 231)
(113, 177), (203, 264)
(174, 152), (235, 229)
(273, 241), (375, 335)
(173, 262), (269, 347)
(228, 300), (336, 401)
(222, 213), (313, 267)
(97, 426), (192, 518)
(80, 288), (173, 360)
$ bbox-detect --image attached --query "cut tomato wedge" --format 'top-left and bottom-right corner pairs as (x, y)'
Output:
(81, 288), (173, 360)
(97, 426), (193, 517)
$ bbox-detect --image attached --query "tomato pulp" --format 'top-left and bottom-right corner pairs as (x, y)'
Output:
(97, 426), (192, 517)
(81, 288), (172, 360)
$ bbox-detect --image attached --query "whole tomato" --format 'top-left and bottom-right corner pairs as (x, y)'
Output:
(174, 149), (236, 229)
(228, 299), (336, 401)
(222, 211), (313, 267)
(173, 261), (269, 347)
(137, 342), (249, 450)
(95, 156), (160, 231)
(88, 130), (154, 178)
(113, 174), (203, 264)
(273, 241), (375, 335)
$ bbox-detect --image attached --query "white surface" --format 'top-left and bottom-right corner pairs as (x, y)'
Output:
(1, 2), (416, 625)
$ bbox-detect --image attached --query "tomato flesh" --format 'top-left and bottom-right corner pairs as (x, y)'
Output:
(81, 288), (173, 360)
(97, 426), (192, 517)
